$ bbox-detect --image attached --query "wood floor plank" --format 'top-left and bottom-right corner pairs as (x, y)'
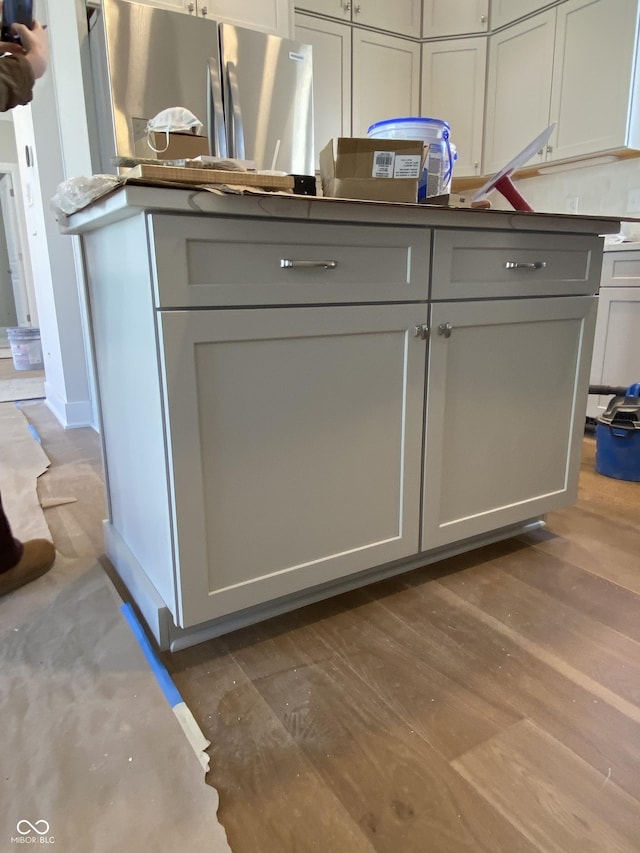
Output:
(285, 588), (523, 761)
(436, 560), (640, 710)
(574, 436), (640, 529)
(366, 577), (640, 804)
(518, 507), (640, 595)
(453, 719), (640, 853)
(168, 637), (377, 853)
(219, 617), (539, 853)
(489, 542), (640, 643)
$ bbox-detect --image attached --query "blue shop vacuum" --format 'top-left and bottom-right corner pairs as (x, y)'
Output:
(589, 383), (640, 482)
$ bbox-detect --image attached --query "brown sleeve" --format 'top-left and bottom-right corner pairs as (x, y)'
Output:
(0, 53), (35, 112)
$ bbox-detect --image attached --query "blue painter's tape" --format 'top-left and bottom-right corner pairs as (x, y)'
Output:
(28, 424), (42, 443)
(121, 602), (183, 708)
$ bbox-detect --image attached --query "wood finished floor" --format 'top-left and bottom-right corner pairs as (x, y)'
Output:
(11, 398), (640, 852)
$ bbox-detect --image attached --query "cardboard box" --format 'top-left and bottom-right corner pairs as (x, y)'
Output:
(319, 137), (424, 203)
(134, 131), (210, 160)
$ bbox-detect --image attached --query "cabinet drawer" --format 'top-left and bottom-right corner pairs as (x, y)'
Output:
(148, 215), (430, 307)
(601, 248), (640, 286)
(431, 230), (602, 299)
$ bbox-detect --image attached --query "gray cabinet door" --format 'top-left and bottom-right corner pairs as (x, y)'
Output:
(422, 296), (597, 548)
(588, 286), (640, 419)
(159, 303), (427, 627)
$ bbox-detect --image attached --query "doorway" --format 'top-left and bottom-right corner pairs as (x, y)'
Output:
(0, 167), (35, 357)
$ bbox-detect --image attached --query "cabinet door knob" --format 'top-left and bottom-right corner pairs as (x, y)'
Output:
(343, 1), (351, 11)
(438, 322), (452, 338)
(200, 5), (208, 15)
(505, 261), (547, 270)
(354, 3), (361, 13)
(480, 14), (486, 23)
(187, 2), (195, 12)
(413, 324), (428, 340)
(280, 259), (338, 270)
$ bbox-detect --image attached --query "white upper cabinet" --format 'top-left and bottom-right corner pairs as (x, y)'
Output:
(295, 13), (351, 167)
(422, 0), (489, 37)
(352, 29), (421, 137)
(421, 37), (487, 177)
(491, 0), (552, 29)
(548, 0), (640, 163)
(134, 0), (291, 34)
(485, 0), (640, 175)
(295, 0), (421, 37)
(295, 0), (350, 19)
(201, 0), (291, 33)
(483, 9), (555, 175)
(132, 0), (195, 12)
(356, 0), (421, 37)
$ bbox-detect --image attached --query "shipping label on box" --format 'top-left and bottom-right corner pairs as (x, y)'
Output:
(393, 152), (424, 179)
(370, 150), (423, 178)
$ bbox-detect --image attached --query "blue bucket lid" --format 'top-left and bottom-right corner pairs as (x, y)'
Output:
(367, 116), (451, 136)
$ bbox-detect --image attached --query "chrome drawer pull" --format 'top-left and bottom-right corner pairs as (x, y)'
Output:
(280, 259), (338, 270)
(505, 261), (547, 270)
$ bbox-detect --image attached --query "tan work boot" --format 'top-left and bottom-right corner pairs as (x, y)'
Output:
(0, 539), (56, 597)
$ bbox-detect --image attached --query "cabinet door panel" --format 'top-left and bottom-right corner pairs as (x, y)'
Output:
(202, 0), (290, 34)
(421, 38), (486, 177)
(588, 286), (640, 418)
(549, 0), (638, 162)
(133, 0), (194, 12)
(356, 0), (422, 38)
(295, 0), (349, 20)
(423, 0), (488, 36)
(159, 305), (426, 626)
(491, 0), (552, 29)
(422, 296), (597, 548)
(352, 31), (420, 137)
(295, 14), (351, 167)
(484, 10), (555, 175)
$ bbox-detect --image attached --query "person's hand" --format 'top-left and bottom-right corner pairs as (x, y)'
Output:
(0, 10), (48, 80)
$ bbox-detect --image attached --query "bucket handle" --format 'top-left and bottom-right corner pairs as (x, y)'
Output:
(609, 426), (635, 439)
(625, 383), (640, 399)
(443, 128), (453, 185)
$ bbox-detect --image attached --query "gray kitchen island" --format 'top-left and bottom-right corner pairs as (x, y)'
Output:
(65, 186), (620, 650)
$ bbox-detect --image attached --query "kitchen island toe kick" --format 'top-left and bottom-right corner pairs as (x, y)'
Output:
(65, 187), (621, 651)
(106, 517), (548, 653)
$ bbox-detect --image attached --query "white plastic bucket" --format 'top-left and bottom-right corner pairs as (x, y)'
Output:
(7, 327), (44, 371)
(367, 116), (456, 201)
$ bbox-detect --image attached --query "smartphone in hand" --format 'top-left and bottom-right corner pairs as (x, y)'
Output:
(1, 0), (34, 45)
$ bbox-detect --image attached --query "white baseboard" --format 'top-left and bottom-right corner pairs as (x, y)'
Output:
(44, 380), (96, 429)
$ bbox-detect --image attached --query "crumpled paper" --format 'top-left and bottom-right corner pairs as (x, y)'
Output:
(50, 174), (121, 217)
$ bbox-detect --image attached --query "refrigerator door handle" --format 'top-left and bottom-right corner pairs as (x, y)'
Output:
(207, 57), (228, 158)
(226, 61), (246, 160)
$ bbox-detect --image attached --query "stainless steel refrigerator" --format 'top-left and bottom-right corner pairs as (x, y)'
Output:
(88, 0), (314, 174)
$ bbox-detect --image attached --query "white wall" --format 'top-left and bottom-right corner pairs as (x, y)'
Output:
(487, 155), (640, 239)
(0, 120), (17, 161)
